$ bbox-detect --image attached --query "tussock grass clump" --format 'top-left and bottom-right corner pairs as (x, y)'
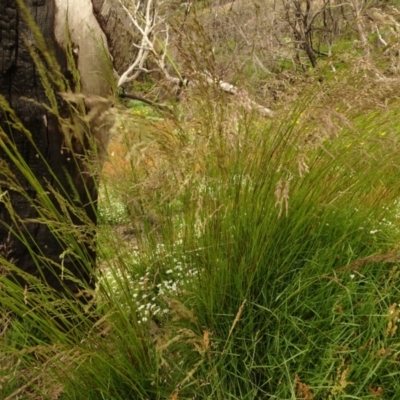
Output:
(75, 57), (400, 398)
(3, 28), (400, 400)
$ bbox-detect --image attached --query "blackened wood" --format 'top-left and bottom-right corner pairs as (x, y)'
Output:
(0, 0), (97, 297)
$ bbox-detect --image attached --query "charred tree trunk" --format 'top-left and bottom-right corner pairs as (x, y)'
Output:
(0, 0), (111, 299)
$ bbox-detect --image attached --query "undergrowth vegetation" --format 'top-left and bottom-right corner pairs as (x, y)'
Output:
(2, 1), (400, 399)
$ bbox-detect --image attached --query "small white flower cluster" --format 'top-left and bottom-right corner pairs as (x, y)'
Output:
(157, 258), (199, 296)
(378, 217), (395, 229)
(136, 256), (199, 324)
(100, 243), (199, 324)
(97, 186), (127, 225)
(357, 209), (400, 236)
(370, 215), (398, 235)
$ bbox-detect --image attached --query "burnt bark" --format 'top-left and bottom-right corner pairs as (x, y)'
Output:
(0, 0), (100, 297)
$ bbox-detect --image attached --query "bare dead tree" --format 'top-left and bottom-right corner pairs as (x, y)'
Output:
(280, 0), (391, 68)
(116, 0), (273, 117)
(285, 0), (315, 67)
(282, 0), (334, 68)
